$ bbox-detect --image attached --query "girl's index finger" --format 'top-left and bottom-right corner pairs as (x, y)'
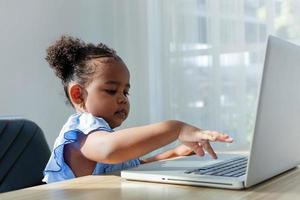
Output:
(216, 134), (234, 143)
(200, 131), (233, 143)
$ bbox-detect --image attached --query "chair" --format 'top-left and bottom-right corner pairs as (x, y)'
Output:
(0, 118), (50, 193)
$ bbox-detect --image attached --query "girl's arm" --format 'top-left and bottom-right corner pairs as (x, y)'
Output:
(80, 120), (182, 163)
(79, 120), (233, 164)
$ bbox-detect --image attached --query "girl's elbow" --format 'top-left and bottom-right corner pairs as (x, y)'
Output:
(93, 144), (124, 164)
(81, 142), (115, 163)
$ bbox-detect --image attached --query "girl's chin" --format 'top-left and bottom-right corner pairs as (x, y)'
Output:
(110, 120), (123, 129)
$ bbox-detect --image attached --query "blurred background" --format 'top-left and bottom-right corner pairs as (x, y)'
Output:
(0, 0), (299, 156)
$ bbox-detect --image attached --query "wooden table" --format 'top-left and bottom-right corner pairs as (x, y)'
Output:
(1, 167), (300, 200)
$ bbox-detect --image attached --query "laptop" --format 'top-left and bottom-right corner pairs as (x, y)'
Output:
(121, 35), (300, 189)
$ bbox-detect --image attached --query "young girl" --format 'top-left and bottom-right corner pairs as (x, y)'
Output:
(43, 35), (233, 183)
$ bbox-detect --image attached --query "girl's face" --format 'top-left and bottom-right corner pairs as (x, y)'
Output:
(82, 58), (130, 129)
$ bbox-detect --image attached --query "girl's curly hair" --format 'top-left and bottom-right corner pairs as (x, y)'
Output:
(45, 35), (122, 106)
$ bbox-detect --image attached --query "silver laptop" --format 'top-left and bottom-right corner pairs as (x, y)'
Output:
(121, 35), (300, 189)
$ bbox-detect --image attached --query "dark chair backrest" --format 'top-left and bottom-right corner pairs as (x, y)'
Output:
(0, 118), (50, 193)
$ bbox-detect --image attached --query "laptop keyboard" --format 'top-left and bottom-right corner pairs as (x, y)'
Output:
(185, 156), (248, 177)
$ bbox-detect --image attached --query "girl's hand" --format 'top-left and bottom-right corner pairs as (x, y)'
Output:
(178, 124), (233, 159)
(173, 144), (195, 157)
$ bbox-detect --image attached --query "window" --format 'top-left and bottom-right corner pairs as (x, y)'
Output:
(108, 0), (300, 154)
(143, 0), (300, 152)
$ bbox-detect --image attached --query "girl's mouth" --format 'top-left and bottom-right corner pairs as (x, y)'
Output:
(115, 109), (127, 119)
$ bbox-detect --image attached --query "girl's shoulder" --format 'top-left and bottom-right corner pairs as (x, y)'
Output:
(63, 112), (113, 135)
(52, 113), (113, 148)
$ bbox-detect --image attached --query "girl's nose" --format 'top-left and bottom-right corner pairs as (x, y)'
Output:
(117, 94), (127, 104)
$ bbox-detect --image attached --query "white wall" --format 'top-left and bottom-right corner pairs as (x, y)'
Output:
(0, 0), (150, 148)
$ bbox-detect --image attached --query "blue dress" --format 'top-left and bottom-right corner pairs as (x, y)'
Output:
(43, 113), (141, 183)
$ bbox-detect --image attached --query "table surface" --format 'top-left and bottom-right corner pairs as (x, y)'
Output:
(1, 166), (300, 200)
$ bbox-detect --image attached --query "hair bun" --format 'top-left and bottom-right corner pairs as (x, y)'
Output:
(45, 35), (84, 82)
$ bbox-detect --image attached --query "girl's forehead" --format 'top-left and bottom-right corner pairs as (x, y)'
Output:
(92, 59), (130, 82)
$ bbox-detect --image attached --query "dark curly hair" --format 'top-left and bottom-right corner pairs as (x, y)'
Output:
(45, 35), (122, 106)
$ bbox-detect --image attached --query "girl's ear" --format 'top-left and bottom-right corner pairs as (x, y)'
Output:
(69, 84), (85, 106)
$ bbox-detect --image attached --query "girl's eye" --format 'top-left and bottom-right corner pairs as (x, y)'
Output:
(105, 90), (117, 95)
(124, 91), (130, 96)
